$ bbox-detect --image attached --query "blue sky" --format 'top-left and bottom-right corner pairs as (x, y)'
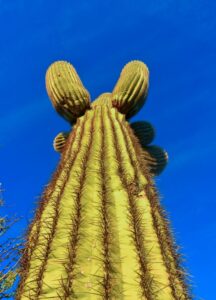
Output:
(1, 1), (215, 299)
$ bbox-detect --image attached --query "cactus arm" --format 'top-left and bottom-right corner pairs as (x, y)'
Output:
(46, 61), (91, 124)
(53, 132), (70, 153)
(111, 61), (149, 118)
(130, 121), (155, 146)
(129, 122), (168, 175)
(142, 146), (168, 176)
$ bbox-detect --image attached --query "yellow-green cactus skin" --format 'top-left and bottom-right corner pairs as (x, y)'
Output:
(17, 60), (190, 299)
(46, 61), (91, 123)
(111, 61), (149, 118)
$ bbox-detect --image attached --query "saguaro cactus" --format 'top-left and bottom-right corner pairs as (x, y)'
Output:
(16, 61), (190, 299)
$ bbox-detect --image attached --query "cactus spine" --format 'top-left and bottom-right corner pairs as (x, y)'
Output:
(16, 61), (190, 299)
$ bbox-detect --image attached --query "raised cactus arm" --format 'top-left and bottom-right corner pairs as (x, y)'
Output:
(45, 61), (91, 123)
(142, 145), (168, 175)
(111, 61), (149, 118)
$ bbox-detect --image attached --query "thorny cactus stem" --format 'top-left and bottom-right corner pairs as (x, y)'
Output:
(16, 61), (191, 299)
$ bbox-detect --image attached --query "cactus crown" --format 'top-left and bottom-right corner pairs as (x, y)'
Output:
(45, 60), (149, 123)
(47, 60), (167, 175)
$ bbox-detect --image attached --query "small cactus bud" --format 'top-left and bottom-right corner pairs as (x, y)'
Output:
(130, 121), (155, 146)
(45, 61), (91, 124)
(111, 60), (149, 118)
(53, 132), (69, 153)
(143, 145), (168, 175)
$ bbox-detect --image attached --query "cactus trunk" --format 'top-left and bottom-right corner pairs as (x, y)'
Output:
(17, 106), (189, 299)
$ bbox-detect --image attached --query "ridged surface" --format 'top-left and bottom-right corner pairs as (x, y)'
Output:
(53, 132), (69, 153)
(92, 93), (112, 107)
(111, 61), (149, 118)
(17, 106), (190, 300)
(130, 121), (155, 146)
(125, 125), (190, 299)
(46, 61), (91, 123)
(143, 145), (168, 175)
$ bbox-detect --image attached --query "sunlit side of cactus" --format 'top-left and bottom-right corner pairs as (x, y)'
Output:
(16, 61), (190, 299)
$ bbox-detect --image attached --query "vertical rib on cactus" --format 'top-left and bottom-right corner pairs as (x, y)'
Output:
(124, 123), (189, 299)
(16, 60), (191, 299)
(46, 61), (91, 123)
(111, 61), (149, 118)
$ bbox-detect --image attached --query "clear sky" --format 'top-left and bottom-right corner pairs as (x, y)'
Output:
(1, 1), (215, 299)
